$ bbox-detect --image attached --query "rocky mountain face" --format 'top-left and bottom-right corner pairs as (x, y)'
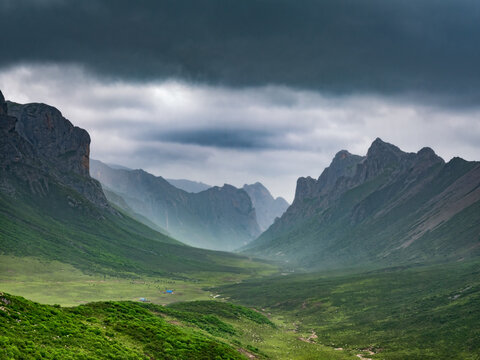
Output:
(90, 160), (261, 250)
(1, 90), (265, 277)
(243, 138), (480, 270)
(166, 179), (211, 193)
(0, 91), (108, 209)
(242, 182), (289, 231)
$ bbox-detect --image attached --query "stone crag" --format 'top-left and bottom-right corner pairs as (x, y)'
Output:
(0, 90), (109, 209)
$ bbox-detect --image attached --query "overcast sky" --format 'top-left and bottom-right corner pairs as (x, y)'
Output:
(1, 0), (479, 202)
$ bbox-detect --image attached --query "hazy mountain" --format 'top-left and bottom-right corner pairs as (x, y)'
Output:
(101, 186), (170, 235)
(90, 160), (261, 250)
(166, 178), (212, 193)
(0, 90), (261, 276)
(242, 182), (289, 231)
(243, 138), (480, 270)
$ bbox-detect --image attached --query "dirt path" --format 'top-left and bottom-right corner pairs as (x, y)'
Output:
(298, 331), (318, 343)
(238, 348), (257, 359)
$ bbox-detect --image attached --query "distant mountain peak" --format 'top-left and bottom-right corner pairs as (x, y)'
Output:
(243, 182), (289, 231)
(333, 149), (352, 159)
(90, 160), (261, 250)
(367, 137), (403, 158)
(243, 182), (270, 196)
(417, 146), (435, 156)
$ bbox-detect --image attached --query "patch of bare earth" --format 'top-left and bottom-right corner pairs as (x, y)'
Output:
(356, 349), (375, 360)
(238, 348), (257, 359)
(298, 331), (318, 343)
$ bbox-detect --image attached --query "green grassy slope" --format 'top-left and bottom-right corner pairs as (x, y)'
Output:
(0, 258), (358, 360)
(0, 178), (272, 278)
(0, 292), (245, 359)
(214, 260), (480, 359)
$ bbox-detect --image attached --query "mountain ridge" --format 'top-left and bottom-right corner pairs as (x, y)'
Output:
(243, 138), (480, 270)
(166, 178), (212, 193)
(90, 159), (261, 250)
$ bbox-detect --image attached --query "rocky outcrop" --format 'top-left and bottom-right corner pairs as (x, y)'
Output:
(294, 150), (365, 204)
(0, 90), (109, 209)
(242, 182), (289, 231)
(243, 138), (480, 270)
(8, 101), (91, 177)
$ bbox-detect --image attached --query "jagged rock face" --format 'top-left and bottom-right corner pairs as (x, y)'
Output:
(317, 150), (365, 192)
(90, 159), (261, 250)
(244, 138), (480, 270)
(0, 91), (7, 115)
(243, 182), (289, 231)
(7, 102), (90, 177)
(0, 91), (109, 209)
(294, 150), (365, 204)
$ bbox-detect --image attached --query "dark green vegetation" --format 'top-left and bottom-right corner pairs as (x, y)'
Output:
(245, 140), (480, 270)
(166, 301), (274, 327)
(0, 293), (248, 359)
(143, 300), (274, 337)
(0, 180), (269, 278)
(215, 259), (480, 359)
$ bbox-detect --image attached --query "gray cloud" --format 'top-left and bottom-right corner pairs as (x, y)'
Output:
(149, 129), (276, 150)
(1, 0), (480, 105)
(2, 65), (479, 202)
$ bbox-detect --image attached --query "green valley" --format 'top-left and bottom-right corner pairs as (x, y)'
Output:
(215, 260), (480, 359)
(1, 88), (479, 360)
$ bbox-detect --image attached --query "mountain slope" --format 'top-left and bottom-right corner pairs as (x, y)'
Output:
(91, 160), (261, 250)
(0, 90), (268, 277)
(0, 292), (247, 359)
(242, 182), (289, 231)
(243, 138), (480, 270)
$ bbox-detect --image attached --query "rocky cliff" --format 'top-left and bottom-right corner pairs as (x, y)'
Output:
(0, 90), (108, 208)
(243, 138), (480, 270)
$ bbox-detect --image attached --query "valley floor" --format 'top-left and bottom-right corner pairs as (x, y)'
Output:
(1, 255), (479, 359)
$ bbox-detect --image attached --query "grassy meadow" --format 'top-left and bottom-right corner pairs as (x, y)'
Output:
(215, 259), (480, 360)
(2, 253), (480, 359)
(0, 255), (275, 307)
(0, 256), (362, 360)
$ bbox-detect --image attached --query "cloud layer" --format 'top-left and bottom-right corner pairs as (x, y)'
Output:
(1, 0), (480, 105)
(1, 65), (479, 201)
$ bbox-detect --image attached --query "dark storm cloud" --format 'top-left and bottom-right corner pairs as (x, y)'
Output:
(1, 0), (480, 104)
(150, 129), (276, 150)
